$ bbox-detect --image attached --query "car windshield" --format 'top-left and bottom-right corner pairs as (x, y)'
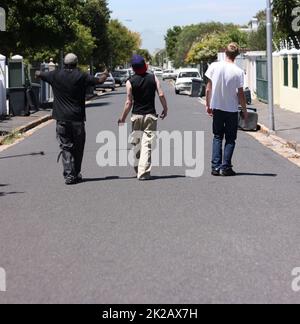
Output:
(96, 73), (113, 78)
(113, 71), (127, 77)
(179, 72), (199, 78)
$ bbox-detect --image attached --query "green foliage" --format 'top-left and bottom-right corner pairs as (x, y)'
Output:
(172, 22), (239, 68)
(136, 49), (152, 63)
(108, 20), (141, 68)
(153, 49), (167, 67)
(186, 28), (248, 64)
(0, 0), (144, 67)
(65, 22), (96, 63)
(165, 26), (182, 61)
(272, 0), (300, 47)
(0, 0), (83, 59)
(248, 24), (267, 51)
(79, 0), (111, 66)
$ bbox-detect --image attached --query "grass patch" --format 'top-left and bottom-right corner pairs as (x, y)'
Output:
(0, 131), (23, 145)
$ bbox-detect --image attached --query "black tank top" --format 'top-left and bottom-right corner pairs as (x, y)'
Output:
(130, 73), (157, 115)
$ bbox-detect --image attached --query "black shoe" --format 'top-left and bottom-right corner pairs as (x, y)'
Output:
(211, 169), (220, 176)
(138, 174), (152, 181)
(65, 177), (78, 185)
(77, 173), (83, 183)
(221, 168), (237, 177)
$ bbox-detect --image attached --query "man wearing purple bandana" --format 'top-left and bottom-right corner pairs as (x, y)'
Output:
(118, 55), (169, 180)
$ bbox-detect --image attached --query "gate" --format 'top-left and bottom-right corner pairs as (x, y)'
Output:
(256, 57), (268, 103)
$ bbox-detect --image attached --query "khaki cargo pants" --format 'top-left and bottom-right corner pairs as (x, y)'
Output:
(131, 114), (158, 179)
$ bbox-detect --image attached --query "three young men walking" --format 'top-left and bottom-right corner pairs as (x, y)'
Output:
(38, 43), (247, 184)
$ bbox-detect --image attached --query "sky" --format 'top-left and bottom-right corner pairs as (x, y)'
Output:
(109, 0), (265, 53)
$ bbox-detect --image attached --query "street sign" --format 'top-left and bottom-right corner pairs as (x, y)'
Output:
(0, 7), (6, 32)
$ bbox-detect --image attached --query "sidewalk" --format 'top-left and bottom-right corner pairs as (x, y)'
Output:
(199, 96), (300, 153)
(0, 90), (109, 145)
(252, 99), (300, 152)
(0, 109), (52, 145)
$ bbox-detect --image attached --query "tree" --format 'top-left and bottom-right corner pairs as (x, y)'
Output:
(153, 49), (167, 67)
(165, 26), (182, 61)
(0, 0), (83, 60)
(136, 49), (152, 63)
(186, 28), (248, 64)
(172, 22), (238, 68)
(80, 0), (111, 66)
(272, 0), (300, 46)
(248, 24), (267, 51)
(107, 20), (141, 68)
(255, 10), (267, 23)
(65, 22), (96, 64)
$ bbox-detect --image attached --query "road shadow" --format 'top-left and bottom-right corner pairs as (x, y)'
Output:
(236, 173), (277, 177)
(100, 91), (126, 97)
(81, 175), (186, 183)
(86, 102), (110, 109)
(82, 176), (136, 183)
(150, 175), (186, 180)
(0, 152), (45, 160)
(0, 191), (24, 197)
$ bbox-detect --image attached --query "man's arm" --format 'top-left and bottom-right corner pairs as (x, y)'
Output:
(205, 80), (213, 116)
(35, 71), (52, 83)
(155, 76), (168, 120)
(238, 88), (248, 120)
(95, 70), (110, 84)
(118, 81), (133, 124)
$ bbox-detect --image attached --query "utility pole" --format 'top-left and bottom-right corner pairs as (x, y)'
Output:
(266, 0), (275, 131)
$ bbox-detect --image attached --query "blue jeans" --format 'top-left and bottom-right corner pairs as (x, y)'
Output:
(212, 110), (239, 171)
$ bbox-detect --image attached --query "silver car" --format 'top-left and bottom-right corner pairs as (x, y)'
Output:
(95, 72), (116, 91)
(162, 69), (177, 81)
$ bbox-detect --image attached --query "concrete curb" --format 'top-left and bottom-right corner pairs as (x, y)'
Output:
(258, 123), (300, 153)
(198, 96), (300, 153)
(0, 93), (102, 146)
(0, 114), (52, 145)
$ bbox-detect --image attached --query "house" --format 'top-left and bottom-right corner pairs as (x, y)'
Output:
(273, 49), (300, 113)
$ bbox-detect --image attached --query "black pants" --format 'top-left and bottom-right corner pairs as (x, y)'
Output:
(56, 121), (86, 180)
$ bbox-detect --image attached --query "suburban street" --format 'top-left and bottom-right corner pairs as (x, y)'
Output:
(0, 81), (300, 304)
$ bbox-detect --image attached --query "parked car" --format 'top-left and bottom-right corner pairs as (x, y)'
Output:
(154, 68), (163, 77)
(175, 68), (201, 95)
(112, 70), (131, 86)
(162, 69), (177, 81)
(95, 72), (116, 91)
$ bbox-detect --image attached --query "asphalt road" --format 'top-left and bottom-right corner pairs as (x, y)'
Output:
(0, 81), (300, 304)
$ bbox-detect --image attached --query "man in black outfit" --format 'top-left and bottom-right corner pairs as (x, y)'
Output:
(36, 53), (109, 185)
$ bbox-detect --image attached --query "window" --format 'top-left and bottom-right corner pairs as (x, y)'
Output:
(178, 72), (200, 78)
(283, 56), (289, 87)
(292, 56), (299, 89)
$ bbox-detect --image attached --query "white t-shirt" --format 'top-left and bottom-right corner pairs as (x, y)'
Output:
(205, 61), (244, 113)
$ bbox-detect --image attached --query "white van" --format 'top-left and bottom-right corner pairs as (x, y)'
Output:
(175, 68), (201, 95)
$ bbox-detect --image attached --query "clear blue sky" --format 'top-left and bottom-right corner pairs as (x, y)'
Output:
(108, 0), (265, 53)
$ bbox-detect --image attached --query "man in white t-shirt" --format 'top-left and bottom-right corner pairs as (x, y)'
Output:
(205, 43), (248, 176)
